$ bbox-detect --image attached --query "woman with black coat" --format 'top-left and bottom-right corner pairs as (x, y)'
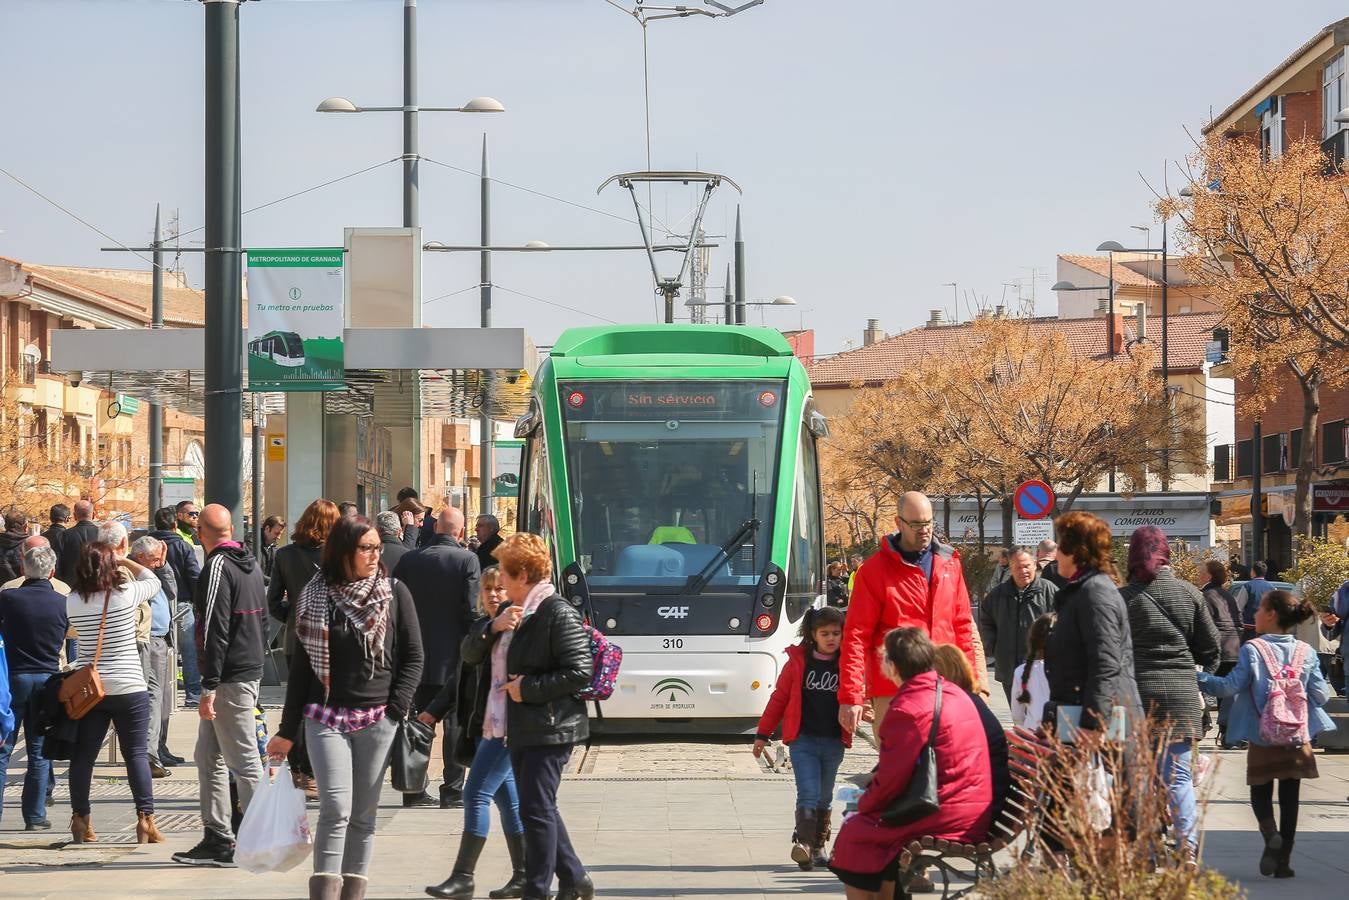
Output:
(1118, 526), (1221, 852)
(1043, 511), (1143, 737)
(266, 498), (339, 790)
(266, 515), (424, 900)
(487, 533), (594, 900)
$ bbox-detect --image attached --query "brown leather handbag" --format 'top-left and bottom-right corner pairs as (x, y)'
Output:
(58, 591), (112, 720)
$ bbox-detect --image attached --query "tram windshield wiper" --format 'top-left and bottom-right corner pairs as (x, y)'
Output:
(685, 518), (760, 596)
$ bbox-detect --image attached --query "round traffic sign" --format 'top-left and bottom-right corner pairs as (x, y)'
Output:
(1013, 480), (1056, 520)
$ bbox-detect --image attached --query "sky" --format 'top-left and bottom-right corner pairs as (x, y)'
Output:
(1, 0), (1345, 356)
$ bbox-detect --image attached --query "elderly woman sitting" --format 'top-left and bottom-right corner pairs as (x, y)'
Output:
(829, 628), (993, 900)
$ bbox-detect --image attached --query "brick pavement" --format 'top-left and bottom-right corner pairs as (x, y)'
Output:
(0, 689), (1344, 898)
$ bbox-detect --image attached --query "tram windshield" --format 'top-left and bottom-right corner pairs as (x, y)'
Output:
(559, 380), (785, 589)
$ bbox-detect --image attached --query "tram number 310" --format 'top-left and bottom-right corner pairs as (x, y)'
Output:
(662, 638), (684, 649)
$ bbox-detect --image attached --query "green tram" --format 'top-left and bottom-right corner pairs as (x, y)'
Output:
(513, 325), (828, 730)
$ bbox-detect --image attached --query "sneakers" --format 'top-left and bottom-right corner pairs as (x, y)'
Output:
(171, 834), (236, 867)
(25, 820), (52, 831)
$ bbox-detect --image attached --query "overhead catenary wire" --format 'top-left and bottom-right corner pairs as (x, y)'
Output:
(420, 155), (638, 226)
(494, 283), (618, 324)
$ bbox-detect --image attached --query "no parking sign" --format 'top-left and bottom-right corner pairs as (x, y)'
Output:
(1013, 480), (1056, 520)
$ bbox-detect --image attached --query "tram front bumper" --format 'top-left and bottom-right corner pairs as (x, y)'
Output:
(598, 651), (782, 719)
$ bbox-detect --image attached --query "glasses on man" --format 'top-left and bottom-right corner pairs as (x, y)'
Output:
(185, 510), (200, 518)
(355, 542), (382, 555)
(899, 517), (934, 531)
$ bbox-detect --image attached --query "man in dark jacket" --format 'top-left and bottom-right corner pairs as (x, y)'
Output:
(0, 509), (30, 583)
(376, 511), (410, 572)
(151, 506), (203, 707)
(1200, 559), (1244, 747)
(392, 506), (480, 808)
(0, 540), (67, 829)
(55, 499), (98, 584)
(172, 504), (267, 868)
(1234, 561), (1275, 636)
(979, 547), (1056, 701)
(474, 514), (504, 572)
(42, 504), (70, 558)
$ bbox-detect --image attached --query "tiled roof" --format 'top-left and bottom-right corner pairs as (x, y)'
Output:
(25, 264), (208, 327)
(808, 312), (1222, 387)
(1058, 254), (1159, 287)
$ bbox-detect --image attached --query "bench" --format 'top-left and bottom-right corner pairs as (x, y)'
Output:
(892, 727), (1052, 899)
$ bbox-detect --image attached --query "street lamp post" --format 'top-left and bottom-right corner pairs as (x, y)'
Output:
(685, 294), (796, 325)
(317, 0), (503, 501)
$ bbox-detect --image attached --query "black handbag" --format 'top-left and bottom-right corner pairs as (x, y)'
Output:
(390, 716), (435, 793)
(880, 677), (943, 827)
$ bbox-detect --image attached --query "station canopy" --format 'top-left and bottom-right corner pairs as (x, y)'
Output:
(51, 326), (540, 423)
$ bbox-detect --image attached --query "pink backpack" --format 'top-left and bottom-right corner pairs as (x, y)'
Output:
(1249, 638), (1310, 746)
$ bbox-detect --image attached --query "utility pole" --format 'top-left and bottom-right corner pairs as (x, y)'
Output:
(203, 0), (244, 529)
(1160, 216), (1170, 491)
(723, 263), (733, 325)
(479, 134), (494, 517)
(734, 206), (746, 326)
(403, 0), (418, 230)
(148, 205), (164, 523)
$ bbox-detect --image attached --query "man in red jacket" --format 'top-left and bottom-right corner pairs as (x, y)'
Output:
(839, 491), (979, 734)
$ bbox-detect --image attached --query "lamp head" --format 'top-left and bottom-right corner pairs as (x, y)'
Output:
(1051, 281), (1077, 291)
(316, 97), (360, 113)
(771, 295), (797, 305)
(460, 96), (505, 113)
(1096, 240), (1125, 253)
(523, 240), (550, 250)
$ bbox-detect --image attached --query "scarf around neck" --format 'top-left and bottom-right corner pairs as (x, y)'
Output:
(296, 570), (393, 696)
(484, 580), (556, 738)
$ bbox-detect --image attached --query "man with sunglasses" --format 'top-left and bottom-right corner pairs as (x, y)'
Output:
(838, 491), (980, 734)
(175, 501), (201, 546)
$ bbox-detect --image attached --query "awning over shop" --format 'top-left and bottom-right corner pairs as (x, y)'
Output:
(50, 326), (540, 421)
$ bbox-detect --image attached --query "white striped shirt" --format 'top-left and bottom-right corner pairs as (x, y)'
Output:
(67, 569), (161, 696)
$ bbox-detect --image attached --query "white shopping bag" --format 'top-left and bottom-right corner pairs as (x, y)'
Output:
(235, 763), (313, 874)
(1080, 754), (1113, 833)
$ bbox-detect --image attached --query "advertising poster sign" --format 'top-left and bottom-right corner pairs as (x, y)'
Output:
(246, 248), (345, 391)
(494, 440), (524, 498)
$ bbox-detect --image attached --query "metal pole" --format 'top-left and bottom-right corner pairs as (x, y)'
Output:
(203, 0), (243, 528)
(1252, 413), (1264, 565)
(479, 134), (494, 516)
(148, 205), (164, 523)
(251, 401), (262, 555)
(1107, 252), (1115, 492)
(1161, 217), (1170, 491)
(403, 0), (418, 230)
(734, 206), (746, 326)
(723, 263), (733, 325)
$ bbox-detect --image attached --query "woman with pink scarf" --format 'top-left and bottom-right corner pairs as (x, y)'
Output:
(462, 533), (594, 900)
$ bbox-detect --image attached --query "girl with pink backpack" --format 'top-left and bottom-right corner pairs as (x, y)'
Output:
(1198, 589), (1336, 879)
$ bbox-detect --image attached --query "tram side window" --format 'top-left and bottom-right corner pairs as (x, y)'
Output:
(784, 424), (823, 622)
(523, 436), (552, 543)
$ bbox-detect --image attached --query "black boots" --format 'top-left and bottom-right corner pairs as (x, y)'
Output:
(489, 831), (528, 899)
(425, 833), (487, 899)
(812, 807), (832, 868)
(1275, 839), (1295, 879)
(1257, 818), (1282, 877)
(791, 807), (818, 870)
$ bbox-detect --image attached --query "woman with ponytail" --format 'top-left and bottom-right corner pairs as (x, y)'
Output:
(1011, 613), (1055, 731)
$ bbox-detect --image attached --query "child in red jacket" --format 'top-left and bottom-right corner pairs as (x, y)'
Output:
(754, 606), (852, 870)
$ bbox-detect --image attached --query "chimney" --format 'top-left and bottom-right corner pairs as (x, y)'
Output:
(1110, 313), (1125, 356)
(994, 304), (1006, 318)
(925, 309), (947, 328)
(1095, 298), (1110, 316)
(862, 318), (887, 346)
(1135, 304), (1147, 342)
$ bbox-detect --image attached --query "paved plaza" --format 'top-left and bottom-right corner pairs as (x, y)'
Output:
(1, 689), (1345, 899)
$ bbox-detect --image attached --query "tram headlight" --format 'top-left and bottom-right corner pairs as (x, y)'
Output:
(755, 613), (774, 632)
(760, 594), (774, 608)
(729, 617), (741, 629)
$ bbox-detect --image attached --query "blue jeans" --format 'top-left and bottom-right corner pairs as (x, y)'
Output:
(789, 732), (846, 809)
(1161, 741), (1198, 850)
(177, 605), (201, 701)
(0, 672), (54, 824)
(463, 736), (523, 837)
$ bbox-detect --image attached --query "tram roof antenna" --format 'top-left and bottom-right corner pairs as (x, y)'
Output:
(597, 170), (742, 323)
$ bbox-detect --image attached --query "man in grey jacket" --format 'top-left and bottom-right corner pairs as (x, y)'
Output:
(978, 546), (1057, 701)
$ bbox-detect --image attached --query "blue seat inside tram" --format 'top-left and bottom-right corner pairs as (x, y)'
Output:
(613, 542), (731, 580)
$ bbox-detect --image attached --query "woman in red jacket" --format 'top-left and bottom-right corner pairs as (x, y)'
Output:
(829, 627), (993, 899)
(753, 606), (852, 870)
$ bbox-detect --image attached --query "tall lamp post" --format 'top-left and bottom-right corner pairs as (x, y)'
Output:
(685, 294), (796, 324)
(316, 0), (503, 501)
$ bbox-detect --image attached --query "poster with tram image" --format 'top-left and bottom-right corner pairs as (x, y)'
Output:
(246, 248), (345, 391)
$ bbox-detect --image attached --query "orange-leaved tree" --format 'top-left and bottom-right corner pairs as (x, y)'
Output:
(1166, 135), (1349, 536)
(826, 316), (1206, 538)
